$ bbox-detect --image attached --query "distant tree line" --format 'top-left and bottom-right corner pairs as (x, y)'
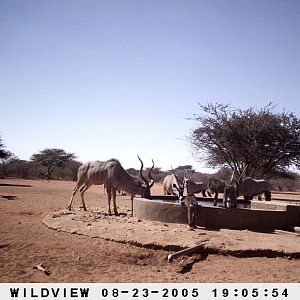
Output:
(1, 102), (299, 191)
(0, 144), (298, 191)
(0, 146), (81, 181)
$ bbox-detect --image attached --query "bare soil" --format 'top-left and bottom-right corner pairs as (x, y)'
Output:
(0, 179), (299, 283)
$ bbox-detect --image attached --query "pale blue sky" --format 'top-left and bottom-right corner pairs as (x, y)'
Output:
(1, 0), (299, 171)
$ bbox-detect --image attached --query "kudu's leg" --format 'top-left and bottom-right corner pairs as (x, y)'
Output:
(188, 204), (196, 228)
(130, 195), (134, 216)
(107, 185), (112, 215)
(213, 193), (218, 206)
(186, 194), (197, 229)
(78, 183), (92, 211)
(112, 187), (118, 215)
(68, 184), (80, 210)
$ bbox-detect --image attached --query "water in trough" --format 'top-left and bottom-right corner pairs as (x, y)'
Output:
(150, 195), (250, 209)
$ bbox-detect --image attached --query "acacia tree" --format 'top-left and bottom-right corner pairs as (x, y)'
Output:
(31, 148), (76, 179)
(189, 103), (300, 179)
(0, 151), (18, 177)
(0, 136), (8, 159)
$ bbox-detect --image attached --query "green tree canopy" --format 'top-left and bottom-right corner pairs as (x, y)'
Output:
(189, 103), (300, 179)
(31, 148), (76, 179)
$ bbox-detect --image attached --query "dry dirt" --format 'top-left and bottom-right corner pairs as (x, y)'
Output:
(0, 179), (300, 283)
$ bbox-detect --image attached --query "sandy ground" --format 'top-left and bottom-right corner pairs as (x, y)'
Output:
(0, 179), (300, 283)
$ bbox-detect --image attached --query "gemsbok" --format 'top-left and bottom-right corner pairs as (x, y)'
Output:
(223, 176), (272, 208)
(162, 168), (185, 199)
(185, 179), (211, 197)
(207, 178), (227, 206)
(68, 156), (154, 215)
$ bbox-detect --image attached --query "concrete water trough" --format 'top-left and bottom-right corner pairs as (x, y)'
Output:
(133, 196), (300, 231)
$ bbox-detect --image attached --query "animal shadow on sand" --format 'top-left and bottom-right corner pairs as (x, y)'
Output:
(1, 195), (17, 200)
(0, 183), (32, 188)
(176, 253), (209, 274)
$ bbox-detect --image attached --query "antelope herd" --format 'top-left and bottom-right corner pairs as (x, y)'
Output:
(68, 157), (272, 215)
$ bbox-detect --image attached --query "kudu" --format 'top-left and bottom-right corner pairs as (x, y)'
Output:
(183, 192), (198, 229)
(68, 156), (154, 215)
